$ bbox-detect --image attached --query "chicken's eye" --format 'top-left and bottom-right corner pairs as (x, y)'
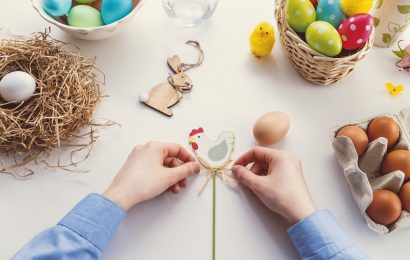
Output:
(198, 136), (201, 138)
(260, 27), (262, 30)
(266, 32), (269, 35)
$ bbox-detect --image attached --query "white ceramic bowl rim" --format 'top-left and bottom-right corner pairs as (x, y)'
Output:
(32, 0), (145, 32)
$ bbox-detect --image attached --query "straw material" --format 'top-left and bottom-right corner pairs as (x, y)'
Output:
(275, 0), (374, 86)
(0, 29), (110, 174)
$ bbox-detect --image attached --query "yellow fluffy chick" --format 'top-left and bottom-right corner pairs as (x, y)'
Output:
(250, 22), (275, 58)
(340, 0), (373, 16)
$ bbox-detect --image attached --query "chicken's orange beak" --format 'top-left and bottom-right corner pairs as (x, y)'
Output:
(189, 136), (196, 143)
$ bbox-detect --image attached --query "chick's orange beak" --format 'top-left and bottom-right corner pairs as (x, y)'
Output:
(189, 136), (196, 143)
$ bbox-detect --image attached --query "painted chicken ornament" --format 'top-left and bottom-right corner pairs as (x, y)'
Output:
(189, 128), (235, 168)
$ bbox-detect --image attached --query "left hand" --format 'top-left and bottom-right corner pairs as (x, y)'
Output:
(103, 142), (200, 211)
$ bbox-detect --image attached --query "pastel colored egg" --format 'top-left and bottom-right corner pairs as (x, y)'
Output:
(317, 0), (346, 29)
(102, 0), (133, 25)
(43, 0), (72, 17)
(285, 0), (316, 33)
(306, 21), (342, 57)
(75, 0), (96, 3)
(67, 5), (104, 28)
(338, 13), (373, 50)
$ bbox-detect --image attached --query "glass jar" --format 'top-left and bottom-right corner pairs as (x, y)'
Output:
(162, 0), (220, 27)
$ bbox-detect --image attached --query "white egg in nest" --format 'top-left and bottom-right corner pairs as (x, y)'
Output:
(0, 71), (36, 103)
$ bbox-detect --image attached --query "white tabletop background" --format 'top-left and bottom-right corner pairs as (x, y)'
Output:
(1, 0), (410, 259)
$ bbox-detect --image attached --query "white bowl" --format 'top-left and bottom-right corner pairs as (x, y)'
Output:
(32, 0), (145, 40)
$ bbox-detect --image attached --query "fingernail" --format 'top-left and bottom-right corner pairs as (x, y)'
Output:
(194, 162), (200, 173)
(231, 165), (239, 174)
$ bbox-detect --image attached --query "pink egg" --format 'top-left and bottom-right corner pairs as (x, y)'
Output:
(338, 14), (373, 50)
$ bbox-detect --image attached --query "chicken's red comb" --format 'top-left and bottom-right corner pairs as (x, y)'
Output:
(189, 127), (204, 136)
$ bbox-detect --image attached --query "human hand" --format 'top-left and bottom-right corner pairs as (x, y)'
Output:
(103, 142), (200, 211)
(232, 147), (316, 224)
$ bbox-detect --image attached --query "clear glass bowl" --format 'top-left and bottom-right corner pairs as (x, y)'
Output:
(162, 0), (219, 27)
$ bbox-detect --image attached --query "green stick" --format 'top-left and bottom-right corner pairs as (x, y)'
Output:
(212, 172), (216, 260)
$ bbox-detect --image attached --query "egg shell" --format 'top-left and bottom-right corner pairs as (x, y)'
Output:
(75, 0), (96, 3)
(0, 71), (36, 103)
(253, 111), (290, 145)
(338, 14), (373, 50)
(400, 182), (410, 213)
(306, 21), (342, 57)
(285, 0), (316, 33)
(366, 190), (402, 226)
(336, 125), (368, 156)
(43, 0), (72, 17)
(382, 150), (410, 182)
(316, 0), (346, 28)
(68, 5), (104, 28)
(102, 0), (133, 25)
(367, 116), (400, 149)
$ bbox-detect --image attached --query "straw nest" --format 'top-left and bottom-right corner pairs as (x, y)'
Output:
(0, 29), (109, 175)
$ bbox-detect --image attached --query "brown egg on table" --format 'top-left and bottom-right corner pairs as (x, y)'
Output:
(253, 111), (290, 145)
(367, 116), (400, 149)
(366, 190), (402, 226)
(336, 125), (369, 156)
(382, 150), (410, 182)
(400, 182), (410, 213)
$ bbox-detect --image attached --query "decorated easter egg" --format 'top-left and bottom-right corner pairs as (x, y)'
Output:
(306, 21), (342, 57)
(68, 5), (104, 28)
(317, 0), (346, 29)
(91, 0), (102, 11)
(0, 71), (36, 103)
(285, 0), (316, 33)
(102, 0), (133, 25)
(43, 0), (72, 17)
(75, 0), (96, 3)
(338, 14), (373, 50)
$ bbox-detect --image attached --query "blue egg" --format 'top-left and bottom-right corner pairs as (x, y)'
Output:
(101, 0), (133, 25)
(316, 0), (346, 28)
(43, 0), (72, 17)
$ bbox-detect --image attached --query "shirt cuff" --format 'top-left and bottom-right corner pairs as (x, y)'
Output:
(59, 193), (126, 251)
(287, 209), (357, 260)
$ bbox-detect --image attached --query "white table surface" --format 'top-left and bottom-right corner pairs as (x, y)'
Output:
(1, 0), (410, 259)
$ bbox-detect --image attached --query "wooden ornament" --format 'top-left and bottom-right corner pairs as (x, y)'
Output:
(167, 55), (183, 73)
(139, 41), (204, 117)
(139, 83), (183, 117)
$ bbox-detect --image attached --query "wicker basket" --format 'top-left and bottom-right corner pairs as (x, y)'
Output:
(275, 0), (374, 86)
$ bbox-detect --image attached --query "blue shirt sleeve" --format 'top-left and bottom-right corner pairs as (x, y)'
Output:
(288, 210), (371, 260)
(12, 193), (125, 260)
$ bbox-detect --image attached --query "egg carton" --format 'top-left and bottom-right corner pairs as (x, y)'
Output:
(330, 108), (410, 234)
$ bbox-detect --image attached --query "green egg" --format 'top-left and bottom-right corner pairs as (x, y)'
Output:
(75, 0), (96, 3)
(286, 0), (316, 33)
(306, 21), (342, 57)
(67, 5), (104, 28)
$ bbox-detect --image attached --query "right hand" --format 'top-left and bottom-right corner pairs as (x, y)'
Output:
(232, 147), (316, 224)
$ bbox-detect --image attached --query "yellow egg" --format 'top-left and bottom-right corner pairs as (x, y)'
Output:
(340, 0), (373, 16)
(253, 111), (290, 145)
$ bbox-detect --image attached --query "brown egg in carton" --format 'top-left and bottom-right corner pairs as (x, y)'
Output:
(330, 108), (410, 234)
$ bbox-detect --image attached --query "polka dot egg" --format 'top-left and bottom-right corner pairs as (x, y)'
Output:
(317, 0), (346, 29)
(285, 0), (316, 33)
(338, 13), (373, 50)
(306, 21), (342, 57)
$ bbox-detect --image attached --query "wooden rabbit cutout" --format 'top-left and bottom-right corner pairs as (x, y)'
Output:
(139, 41), (204, 117)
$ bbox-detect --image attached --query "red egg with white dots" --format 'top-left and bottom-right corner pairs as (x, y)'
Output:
(338, 14), (373, 50)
